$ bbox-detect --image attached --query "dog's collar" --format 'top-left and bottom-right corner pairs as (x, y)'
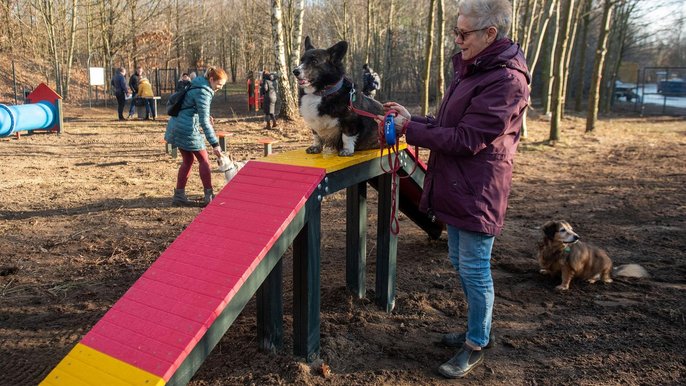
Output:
(562, 240), (579, 253)
(314, 77), (345, 97)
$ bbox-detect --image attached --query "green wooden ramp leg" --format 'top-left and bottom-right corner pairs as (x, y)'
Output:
(346, 182), (367, 299)
(376, 173), (398, 312)
(293, 196), (322, 362)
(256, 259), (283, 352)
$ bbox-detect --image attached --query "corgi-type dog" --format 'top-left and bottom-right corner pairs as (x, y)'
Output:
(292, 36), (383, 156)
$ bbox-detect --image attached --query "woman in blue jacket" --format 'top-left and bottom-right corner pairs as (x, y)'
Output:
(165, 67), (227, 206)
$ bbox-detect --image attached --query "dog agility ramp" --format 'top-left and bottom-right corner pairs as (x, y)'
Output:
(41, 161), (325, 385)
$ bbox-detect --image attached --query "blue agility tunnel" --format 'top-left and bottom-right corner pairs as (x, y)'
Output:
(0, 82), (62, 138)
(0, 102), (56, 137)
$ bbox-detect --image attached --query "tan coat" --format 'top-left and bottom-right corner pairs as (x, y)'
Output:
(137, 78), (154, 98)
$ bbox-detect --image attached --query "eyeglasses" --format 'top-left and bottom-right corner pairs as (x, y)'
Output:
(452, 26), (489, 41)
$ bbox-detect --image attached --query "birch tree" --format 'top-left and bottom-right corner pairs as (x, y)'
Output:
(550, 0), (575, 142)
(436, 0), (446, 106)
(270, 0), (299, 120)
(586, 0), (614, 132)
(421, 0), (436, 115)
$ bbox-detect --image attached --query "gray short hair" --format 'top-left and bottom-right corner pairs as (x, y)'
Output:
(458, 0), (512, 40)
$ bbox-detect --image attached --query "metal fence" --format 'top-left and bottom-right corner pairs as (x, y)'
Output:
(612, 67), (686, 116)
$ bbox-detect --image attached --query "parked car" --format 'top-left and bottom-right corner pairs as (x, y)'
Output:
(614, 80), (639, 102)
(657, 79), (686, 97)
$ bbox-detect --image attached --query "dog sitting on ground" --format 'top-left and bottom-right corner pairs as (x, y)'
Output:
(292, 36), (383, 156)
(537, 220), (613, 291)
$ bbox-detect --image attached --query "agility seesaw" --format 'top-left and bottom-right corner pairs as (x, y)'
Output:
(0, 83), (63, 138)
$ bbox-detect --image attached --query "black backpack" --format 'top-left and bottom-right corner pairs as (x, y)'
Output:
(166, 85), (196, 117)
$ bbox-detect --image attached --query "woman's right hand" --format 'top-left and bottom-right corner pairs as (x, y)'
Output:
(383, 102), (411, 121)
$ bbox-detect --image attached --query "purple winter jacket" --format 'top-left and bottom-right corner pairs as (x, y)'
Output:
(405, 40), (530, 236)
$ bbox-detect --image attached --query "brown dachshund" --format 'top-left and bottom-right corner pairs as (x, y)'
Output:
(537, 220), (613, 291)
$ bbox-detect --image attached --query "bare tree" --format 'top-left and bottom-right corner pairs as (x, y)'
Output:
(421, 0), (436, 115)
(573, 0), (592, 112)
(586, 0), (614, 132)
(550, 0), (575, 142)
(270, 0), (298, 121)
(436, 0), (446, 107)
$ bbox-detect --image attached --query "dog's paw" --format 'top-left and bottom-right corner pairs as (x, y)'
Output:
(338, 149), (354, 157)
(587, 278), (598, 284)
(555, 284), (569, 291)
(539, 269), (549, 275)
(306, 145), (322, 154)
(603, 278), (613, 284)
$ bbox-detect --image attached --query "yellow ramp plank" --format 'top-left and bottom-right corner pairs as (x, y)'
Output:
(40, 343), (165, 386)
(260, 143), (407, 173)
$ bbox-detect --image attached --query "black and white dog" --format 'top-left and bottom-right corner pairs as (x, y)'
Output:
(293, 36), (384, 156)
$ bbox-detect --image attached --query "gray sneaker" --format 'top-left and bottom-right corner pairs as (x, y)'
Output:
(438, 345), (484, 379)
(441, 330), (495, 349)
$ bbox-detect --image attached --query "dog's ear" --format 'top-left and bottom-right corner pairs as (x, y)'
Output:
(542, 221), (558, 240)
(304, 36), (315, 51)
(327, 41), (348, 64)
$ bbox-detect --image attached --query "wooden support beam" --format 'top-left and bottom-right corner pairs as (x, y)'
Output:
(292, 195), (322, 362)
(375, 173), (398, 312)
(256, 259), (283, 353)
(345, 182), (367, 298)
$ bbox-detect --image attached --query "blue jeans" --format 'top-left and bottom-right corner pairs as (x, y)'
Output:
(447, 225), (495, 348)
(128, 92), (138, 115)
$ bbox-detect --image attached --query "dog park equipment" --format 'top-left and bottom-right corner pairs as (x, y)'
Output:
(41, 145), (442, 386)
(0, 83), (62, 138)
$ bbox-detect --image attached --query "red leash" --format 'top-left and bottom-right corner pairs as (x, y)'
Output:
(347, 88), (418, 235)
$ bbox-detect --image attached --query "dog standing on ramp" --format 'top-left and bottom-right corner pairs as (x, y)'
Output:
(292, 36), (383, 156)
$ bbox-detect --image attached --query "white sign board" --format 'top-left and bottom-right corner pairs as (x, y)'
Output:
(89, 67), (105, 86)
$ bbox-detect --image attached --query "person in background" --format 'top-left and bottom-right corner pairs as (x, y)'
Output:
(164, 67), (228, 207)
(189, 71), (197, 80)
(362, 63), (380, 99)
(127, 66), (143, 119)
(176, 73), (191, 92)
(383, 0), (530, 379)
(136, 76), (156, 120)
(110, 67), (128, 121)
(261, 70), (278, 129)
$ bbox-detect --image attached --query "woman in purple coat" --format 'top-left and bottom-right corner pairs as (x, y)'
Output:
(384, 0), (530, 379)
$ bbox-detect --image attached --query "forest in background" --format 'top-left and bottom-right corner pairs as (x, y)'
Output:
(0, 0), (684, 137)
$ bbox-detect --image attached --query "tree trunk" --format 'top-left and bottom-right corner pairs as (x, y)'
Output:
(436, 0), (445, 108)
(270, 0), (298, 121)
(542, 0), (560, 116)
(421, 0), (436, 116)
(288, 0), (304, 105)
(527, 0), (556, 78)
(573, 0), (591, 112)
(550, 0), (575, 142)
(586, 0), (613, 132)
(382, 0), (396, 99)
(63, 0), (79, 99)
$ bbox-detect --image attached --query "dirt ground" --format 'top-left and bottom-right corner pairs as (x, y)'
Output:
(0, 92), (685, 386)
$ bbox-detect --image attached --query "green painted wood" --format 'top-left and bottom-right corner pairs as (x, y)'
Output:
(292, 196), (322, 362)
(256, 259), (283, 353)
(166, 202), (310, 386)
(375, 173), (398, 313)
(324, 157), (390, 195)
(345, 182), (367, 298)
